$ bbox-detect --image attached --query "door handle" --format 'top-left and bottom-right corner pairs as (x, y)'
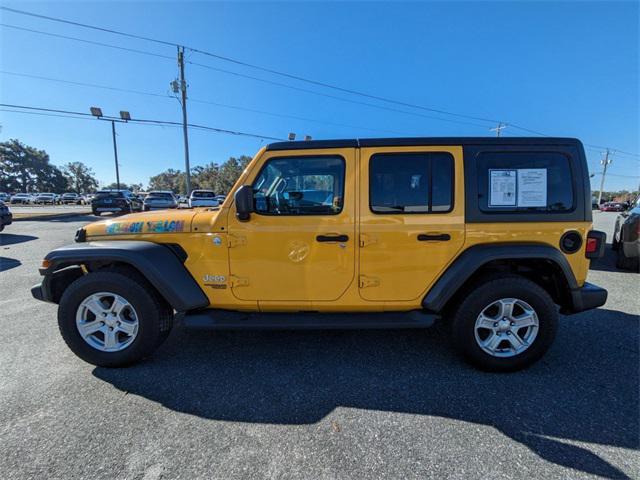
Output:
(417, 233), (451, 241)
(316, 234), (349, 242)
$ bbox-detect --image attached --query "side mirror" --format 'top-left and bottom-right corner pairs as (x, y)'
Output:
(234, 185), (253, 221)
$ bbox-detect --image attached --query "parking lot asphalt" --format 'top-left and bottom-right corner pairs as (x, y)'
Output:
(0, 212), (638, 479)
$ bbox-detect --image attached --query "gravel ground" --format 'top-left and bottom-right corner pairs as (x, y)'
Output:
(0, 212), (638, 479)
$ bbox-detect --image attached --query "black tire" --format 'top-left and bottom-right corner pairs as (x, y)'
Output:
(616, 246), (640, 272)
(450, 276), (558, 372)
(611, 227), (620, 251)
(58, 271), (173, 367)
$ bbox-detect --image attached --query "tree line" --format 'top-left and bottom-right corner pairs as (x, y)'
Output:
(0, 139), (251, 195)
(147, 156), (252, 195)
(1, 139), (99, 193)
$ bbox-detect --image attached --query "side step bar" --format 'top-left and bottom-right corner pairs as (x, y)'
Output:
(181, 309), (439, 331)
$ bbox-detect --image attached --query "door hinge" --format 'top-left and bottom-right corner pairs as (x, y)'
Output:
(227, 234), (246, 248)
(359, 234), (377, 248)
(359, 275), (380, 288)
(229, 275), (249, 287)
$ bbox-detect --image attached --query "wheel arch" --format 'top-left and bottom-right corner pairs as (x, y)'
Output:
(422, 244), (579, 314)
(34, 241), (209, 312)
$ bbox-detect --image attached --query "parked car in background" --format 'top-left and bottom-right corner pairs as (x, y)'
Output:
(61, 193), (82, 205)
(600, 202), (626, 212)
(91, 190), (143, 216)
(0, 201), (12, 232)
(10, 193), (33, 204)
(34, 193), (57, 205)
(215, 195), (226, 204)
(0, 193), (10, 202)
(188, 189), (219, 208)
(143, 191), (178, 211)
(612, 197), (640, 271)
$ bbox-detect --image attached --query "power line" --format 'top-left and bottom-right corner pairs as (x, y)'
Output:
(0, 103), (285, 141)
(0, 70), (170, 99)
(0, 6), (500, 125)
(188, 60), (492, 130)
(0, 6), (178, 47)
(1, 24), (493, 132)
(0, 70), (405, 135)
(2, 7), (639, 156)
(0, 23), (174, 61)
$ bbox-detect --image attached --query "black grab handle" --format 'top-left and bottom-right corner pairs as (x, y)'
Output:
(417, 233), (451, 241)
(316, 234), (349, 242)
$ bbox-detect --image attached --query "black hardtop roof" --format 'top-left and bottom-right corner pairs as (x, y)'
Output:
(266, 137), (583, 151)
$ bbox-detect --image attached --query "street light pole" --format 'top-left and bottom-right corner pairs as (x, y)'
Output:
(90, 107), (130, 191)
(111, 120), (120, 191)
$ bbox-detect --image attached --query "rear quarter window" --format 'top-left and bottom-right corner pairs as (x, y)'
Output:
(477, 152), (574, 213)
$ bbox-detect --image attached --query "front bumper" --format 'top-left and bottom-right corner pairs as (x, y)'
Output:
(31, 266), (84, 304)
(568, 282), (607, 313)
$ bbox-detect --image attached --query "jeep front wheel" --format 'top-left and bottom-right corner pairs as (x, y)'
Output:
(450, 277), (557, 372)
(58, 271), (173, 367)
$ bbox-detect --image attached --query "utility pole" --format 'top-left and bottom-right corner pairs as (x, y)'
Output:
(490, 122), (507, 137)
(177, 46), (191, 195)
(111, 120), (120, 190)
(597, 149), (612, 206)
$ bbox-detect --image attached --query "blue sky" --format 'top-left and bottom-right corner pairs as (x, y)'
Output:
(1, 1), (638, 191)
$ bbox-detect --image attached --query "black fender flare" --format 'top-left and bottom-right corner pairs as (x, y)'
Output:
(38, 241), (209, 312)
(422, 243), (578, 312)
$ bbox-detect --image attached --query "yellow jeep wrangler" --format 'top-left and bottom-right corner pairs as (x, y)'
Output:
(32, 137), (607, 371)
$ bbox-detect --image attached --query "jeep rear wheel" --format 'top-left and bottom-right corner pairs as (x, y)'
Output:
(58, 271), (173, 367)
(450, 277), (557, 372)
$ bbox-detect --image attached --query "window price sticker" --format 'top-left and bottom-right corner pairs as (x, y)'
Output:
(517, 169), (547, 207)
(489, 169), (516, 206)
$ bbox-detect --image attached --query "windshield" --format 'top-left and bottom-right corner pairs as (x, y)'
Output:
(148, 193), (174, 199)
(192, 191), (215, 198)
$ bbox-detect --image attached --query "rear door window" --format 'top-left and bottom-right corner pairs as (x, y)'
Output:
(369, 152), (454, 213)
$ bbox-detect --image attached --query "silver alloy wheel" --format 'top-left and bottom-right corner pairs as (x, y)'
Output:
(76, 292), (139, 352)
(474, 298), (539, 358)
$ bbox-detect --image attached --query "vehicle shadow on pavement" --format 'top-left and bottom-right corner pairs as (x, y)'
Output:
(590, 243), (621, 273)
(0, 233), (38, 246)
(16, 215), (96, 224)
(93, 309), (639, 479)
(0, 257), (21, 272)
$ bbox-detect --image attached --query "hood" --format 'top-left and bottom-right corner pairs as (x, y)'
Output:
(85, 209), (202, 238)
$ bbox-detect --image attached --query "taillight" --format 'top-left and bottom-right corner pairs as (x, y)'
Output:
(585, 230), (606, 259)
(585, 238), (598, 254)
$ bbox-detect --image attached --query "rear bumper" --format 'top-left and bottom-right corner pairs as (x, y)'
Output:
(1, 213), (12, 226)
(94, 207), (124, 212)
(568, 282), (607, 314)
(622, 240), (640, 258)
